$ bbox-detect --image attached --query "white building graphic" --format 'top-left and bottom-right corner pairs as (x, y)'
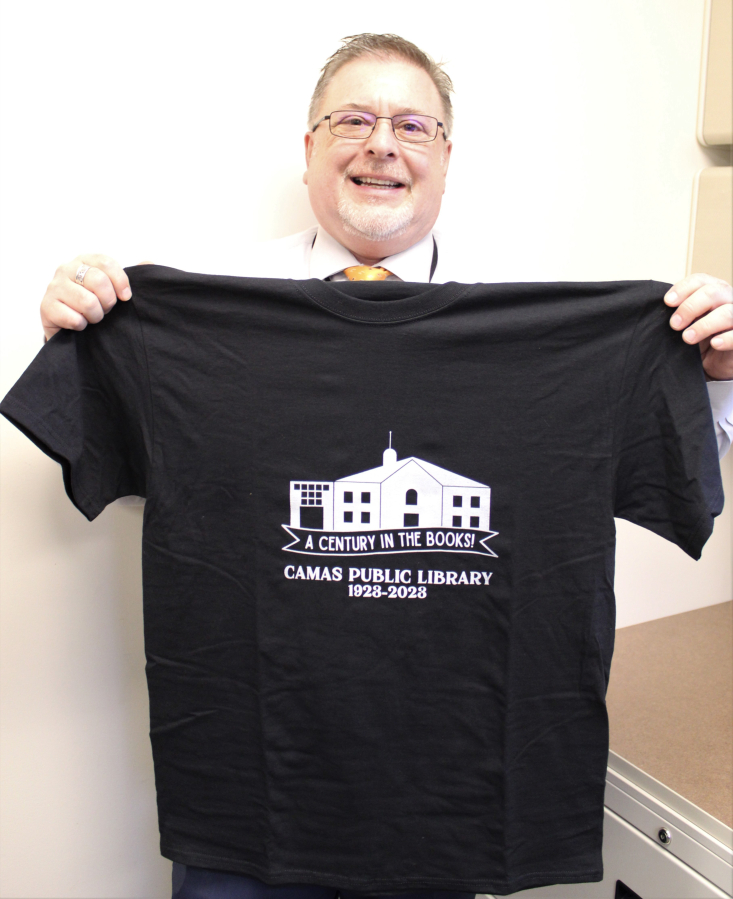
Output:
(289, 440), (491, 532)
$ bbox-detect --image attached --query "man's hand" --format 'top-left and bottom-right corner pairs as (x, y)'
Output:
(40, 254), (133, 341)
(665, 274), (733, 381)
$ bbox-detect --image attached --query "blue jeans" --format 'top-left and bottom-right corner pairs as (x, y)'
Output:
(172, 863), (476, 899)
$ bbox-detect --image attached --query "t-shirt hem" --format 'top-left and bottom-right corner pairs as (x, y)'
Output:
(160, 844), (602, 894)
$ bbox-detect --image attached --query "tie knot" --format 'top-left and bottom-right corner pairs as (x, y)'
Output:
(343, 265), (393, 281)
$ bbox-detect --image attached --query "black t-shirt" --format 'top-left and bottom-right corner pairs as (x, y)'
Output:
(0, 267), (723, 895)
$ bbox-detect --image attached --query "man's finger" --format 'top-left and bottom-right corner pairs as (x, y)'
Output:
(41, 300), (88, 340)
(73, 253), (132, 301)
(54, 282), (108, 324)
(664, 272), (724, 306)
(74, 266), (118, 313)
(710, 331), (733, 352)
(669, 281), (732, 330)
(679, 302), (733, 344)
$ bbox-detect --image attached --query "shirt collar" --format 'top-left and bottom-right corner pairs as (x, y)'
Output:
(308, 227), (435, 282)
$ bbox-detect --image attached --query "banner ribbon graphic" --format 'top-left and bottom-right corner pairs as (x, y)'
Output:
(282, 525), (498, 558)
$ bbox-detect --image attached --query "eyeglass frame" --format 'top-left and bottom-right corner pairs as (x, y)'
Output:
(311, 110), (447, 143)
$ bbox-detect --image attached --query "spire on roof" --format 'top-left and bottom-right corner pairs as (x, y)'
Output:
(383, 432), (397, 467)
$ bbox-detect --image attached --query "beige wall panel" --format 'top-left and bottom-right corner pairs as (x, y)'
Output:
(698, 0), (733, 146)
(688, 166), (733, 282)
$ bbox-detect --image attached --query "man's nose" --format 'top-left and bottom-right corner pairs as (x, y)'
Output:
(363, 117), (400, 157)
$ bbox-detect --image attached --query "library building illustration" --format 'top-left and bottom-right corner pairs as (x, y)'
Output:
(288, 437), (492, 534)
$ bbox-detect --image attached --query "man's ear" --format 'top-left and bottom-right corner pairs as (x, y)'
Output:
(303, 131), (314, 185)
(442, 139), (453, 176)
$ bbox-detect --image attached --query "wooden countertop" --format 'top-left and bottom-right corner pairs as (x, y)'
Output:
(606, 600), (733, 827)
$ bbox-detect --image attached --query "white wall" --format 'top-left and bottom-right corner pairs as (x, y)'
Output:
(1, 1), (730, 896)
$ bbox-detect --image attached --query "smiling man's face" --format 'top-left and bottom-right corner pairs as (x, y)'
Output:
(304, 55), (452, 265)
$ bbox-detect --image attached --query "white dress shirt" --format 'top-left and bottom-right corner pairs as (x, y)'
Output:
(234, 225), (733, 458)
(235, 225), (449, 282)
(310, 228), (436, 282)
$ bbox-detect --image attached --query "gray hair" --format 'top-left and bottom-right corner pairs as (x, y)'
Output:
(308, 33), (454, 138)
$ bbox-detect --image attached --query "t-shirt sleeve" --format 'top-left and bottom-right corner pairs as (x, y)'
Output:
(0, 300), (153, 521)
(613, 283), (724, 560)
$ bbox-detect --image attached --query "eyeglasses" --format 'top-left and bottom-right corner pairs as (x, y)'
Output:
(312, 110), (445, 143)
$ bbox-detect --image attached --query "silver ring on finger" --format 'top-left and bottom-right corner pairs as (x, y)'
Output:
(75, 264), (91, 285)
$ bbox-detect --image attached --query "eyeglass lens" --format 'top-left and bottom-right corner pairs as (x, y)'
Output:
(329, 111), (438, 142)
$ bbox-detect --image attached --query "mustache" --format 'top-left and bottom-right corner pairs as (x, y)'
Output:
(343, 164), (413, 187)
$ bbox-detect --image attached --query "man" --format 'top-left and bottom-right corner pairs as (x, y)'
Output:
(23, 33), (733, 899)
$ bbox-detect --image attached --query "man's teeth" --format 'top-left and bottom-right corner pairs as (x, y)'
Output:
(353, 177), (402, 187)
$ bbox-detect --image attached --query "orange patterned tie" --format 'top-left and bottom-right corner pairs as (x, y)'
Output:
(342, 265), (393, 281)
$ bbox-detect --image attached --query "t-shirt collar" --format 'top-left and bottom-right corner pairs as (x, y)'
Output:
(308, 226), (435, 283)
